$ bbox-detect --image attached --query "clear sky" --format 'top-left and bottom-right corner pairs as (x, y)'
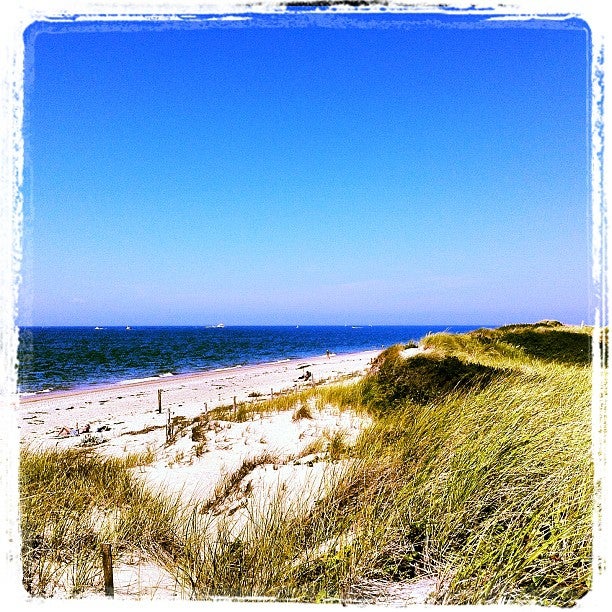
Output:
(19, 11), (591, 326)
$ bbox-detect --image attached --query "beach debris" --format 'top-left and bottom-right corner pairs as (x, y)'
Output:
(79, 434), (104, 447)
(294, 453), (320, 467)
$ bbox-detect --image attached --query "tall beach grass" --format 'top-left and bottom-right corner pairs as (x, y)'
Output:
(19, 323), (595, 604)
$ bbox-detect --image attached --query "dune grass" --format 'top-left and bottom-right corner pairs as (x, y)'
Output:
(19, 446), (183, 596)
(19, 323), (595, 604)
(207, 379), (365, 425)
(342, 364), (592, 604)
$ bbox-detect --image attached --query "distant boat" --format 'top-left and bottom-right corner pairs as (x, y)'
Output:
(126, 326), (132, 330)
(94, 326), (103, 330)
(215, 323), (225, 328)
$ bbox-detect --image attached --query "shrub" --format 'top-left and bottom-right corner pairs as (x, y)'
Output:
(191, 420), (208, 442)
(327, 430), (349, 461)
(363, 349), (502, 411)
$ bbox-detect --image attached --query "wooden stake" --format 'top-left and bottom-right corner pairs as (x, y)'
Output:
(158, 389), (162, 414)
(166, 405), (173, 442)
(233, 396), (237, 418)
(101, 543), (114, 598)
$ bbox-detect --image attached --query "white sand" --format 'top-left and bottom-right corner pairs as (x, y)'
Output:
(18, 349), (384, 526)
(17, 346), (435, 602)
(18, 349), (380, 449)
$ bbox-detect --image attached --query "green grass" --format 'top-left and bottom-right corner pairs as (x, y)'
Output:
(297, 325), (594, 604)
(422, 321), (593, 368)
(19, 323), (595, 604)
(206, 381), (365, 424)
(19, 446), (183, 596)
(362, 345), (503, 411)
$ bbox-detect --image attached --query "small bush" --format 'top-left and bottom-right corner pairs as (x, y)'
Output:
(363, 349), (502, 411)
(191, 421), (208, 442)
(326, 430), (349, 461)
(79, 434), (103, 447)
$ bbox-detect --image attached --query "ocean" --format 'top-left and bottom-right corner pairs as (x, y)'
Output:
(17, 325), (484, 395)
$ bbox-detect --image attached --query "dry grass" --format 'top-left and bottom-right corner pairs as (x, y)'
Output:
(292, 401), (313, 421)
(19, 324), (594, 604)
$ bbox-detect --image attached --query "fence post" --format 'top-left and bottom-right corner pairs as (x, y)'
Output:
(101, 542), (114, 598)
(166, 405), (173, 442)
(233, 396), (237, 418)
(158, 389), (162, 414)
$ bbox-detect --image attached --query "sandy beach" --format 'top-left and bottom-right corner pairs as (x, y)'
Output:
(18, 348), (397, 599)
(18, 346), (436, 603)
(18, 349), (381, 450)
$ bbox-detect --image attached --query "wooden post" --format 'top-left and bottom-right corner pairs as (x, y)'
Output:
(271, 388), (273, 398)
(158, 389), (162, 414)
(166, 405), (173, 442)
(101, 542), (114, 598)
(233, 396), (237, 418)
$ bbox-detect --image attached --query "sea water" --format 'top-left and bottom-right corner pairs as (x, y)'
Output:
(17, 325), (484, 395)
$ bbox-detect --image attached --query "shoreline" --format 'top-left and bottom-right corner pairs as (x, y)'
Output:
(18, 348), (383, 450)
(18, 349), (369, 404)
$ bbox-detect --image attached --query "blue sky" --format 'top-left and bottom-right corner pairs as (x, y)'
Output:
(20, 11), (591, 326)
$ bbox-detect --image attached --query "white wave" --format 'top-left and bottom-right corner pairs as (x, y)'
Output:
(119, 376), (159, 385)
(20, 388), (54, 397)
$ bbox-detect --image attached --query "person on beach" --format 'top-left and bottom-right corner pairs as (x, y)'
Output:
(58, 425), (79, 437)
(326, 350), (330, 359)
(58, 423), (90, 437)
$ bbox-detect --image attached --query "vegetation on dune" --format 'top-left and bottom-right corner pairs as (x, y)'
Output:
(19, 447), (181, 596)
(422, 320), (593, 367)
(362, 345), (503, 410)
(19, 323), (596, 605)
